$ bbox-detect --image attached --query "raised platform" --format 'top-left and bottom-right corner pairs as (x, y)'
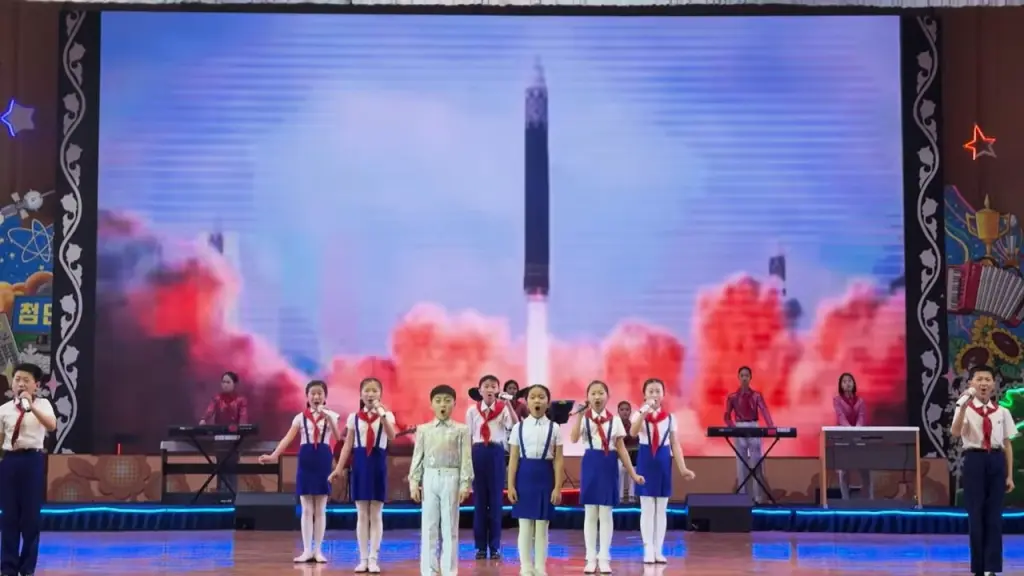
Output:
(31, 503), (1024, 534)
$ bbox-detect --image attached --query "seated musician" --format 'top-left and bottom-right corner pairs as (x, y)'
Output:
(832, 373), (873, 499)
(504, 380), (530, 420)
(617, 401), (639, 502)
(723, 366), (774, 504)
(198, 371), (249, 494)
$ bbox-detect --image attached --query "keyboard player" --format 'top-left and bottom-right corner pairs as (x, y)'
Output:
(198, 371), (249, 493)
(724, 366), (774, 503)
(832, 372), (873, 499)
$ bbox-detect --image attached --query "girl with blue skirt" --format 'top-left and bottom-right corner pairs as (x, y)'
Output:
(508, 385), (564, 576)
(570, 380), (645, 574)
(330, 377), (397, 573)
(261, 380), (341, 563)
(628, 378), (696, 564)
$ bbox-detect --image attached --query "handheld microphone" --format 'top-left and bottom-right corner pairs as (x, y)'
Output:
(956, 388), (976, 407)
(571, 401), (590, 416)
(498, 392), (514, 402)
(18, 397), (31, 412)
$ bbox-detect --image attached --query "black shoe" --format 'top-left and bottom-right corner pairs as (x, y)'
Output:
(490, 550), (501, 560)
(475, 550), (487, 560)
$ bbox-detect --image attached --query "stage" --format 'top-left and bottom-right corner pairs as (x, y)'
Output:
(29, 529), (1024, 574)
(31, 502), (1024, 534)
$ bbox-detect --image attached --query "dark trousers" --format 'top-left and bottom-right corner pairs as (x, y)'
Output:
(216, 451), (239, 495)
(962, 449), (1006, 575)
(471, 443), (504, 553)
(0, 450), (45, 576)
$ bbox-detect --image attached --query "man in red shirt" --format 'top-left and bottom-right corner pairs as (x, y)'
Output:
(723, 366), (774, 503)
(199, 371), (249, 494)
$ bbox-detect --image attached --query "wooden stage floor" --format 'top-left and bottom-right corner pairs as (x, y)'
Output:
(36, 529), (1021, 574)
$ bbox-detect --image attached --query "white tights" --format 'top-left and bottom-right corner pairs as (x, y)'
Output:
(299, 495), (329, 555)
(517, 519), (550, 575)
(583, 505), (613, 562)
(355, 500), (385, 561)
(639, 496), (669, 560)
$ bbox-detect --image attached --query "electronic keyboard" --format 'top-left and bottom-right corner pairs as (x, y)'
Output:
(706, 426), (797, 439)
(167, 424), (259, 438)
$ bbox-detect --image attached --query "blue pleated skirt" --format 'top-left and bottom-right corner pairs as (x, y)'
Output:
(351, 448), (388, 502)
(580, 449), (619, 507)
(296, 443), (333, 496)
(636, 445), (672, 498)
(513, 458), (555, 521)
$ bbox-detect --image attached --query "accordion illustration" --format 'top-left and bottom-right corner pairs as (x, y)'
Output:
(947, 262), (1024, 327)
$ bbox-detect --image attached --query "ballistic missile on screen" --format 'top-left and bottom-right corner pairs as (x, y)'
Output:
(524, 60), (550, 297)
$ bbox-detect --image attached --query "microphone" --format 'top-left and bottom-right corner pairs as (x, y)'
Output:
(956, 388), (976, 407)
(18, 397), (31, 412)
(498, 392), (514, 402)
(571, 401), (590, 416)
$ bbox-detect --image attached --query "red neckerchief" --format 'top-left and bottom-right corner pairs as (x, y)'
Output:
(357, 410), (381, 455)
(588, 409), (611, 454)
(303, 409), (327, 445)
(218, 392), (238, 405)
(10, 401), (28, 446)
(645, 410), (670, 455)
(477, 401), (505, 443)
(969, 402), (998, 450)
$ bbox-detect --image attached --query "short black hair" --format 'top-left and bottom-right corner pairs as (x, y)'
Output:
(13, 363), (43, 382)
(968, 365), (997, 381)
(738, 366), (752, 376)
(431, 384), (457, 401)
(504, 379), (519, 392)
(305, 379), (327, 395)
(222, 371), (239, 384)
(525, 384), (551, 401)
(617, 400), (631, 409)
(478, 375), (499, 387)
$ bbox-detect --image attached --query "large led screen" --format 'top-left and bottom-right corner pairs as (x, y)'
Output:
(97, 13), (906, 456)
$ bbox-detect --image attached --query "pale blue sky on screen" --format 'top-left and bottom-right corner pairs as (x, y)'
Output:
(97, 14), (904, 357)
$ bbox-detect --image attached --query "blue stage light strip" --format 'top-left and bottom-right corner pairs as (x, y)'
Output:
(18, 505), (1024, 519)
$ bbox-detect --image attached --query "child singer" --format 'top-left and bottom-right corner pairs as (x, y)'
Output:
(570, 380), (644, 574)
(508, 385), (563, 576)
(951, 365), (1016, 576)
(410, 385), (473, 576)
(329, 377), (396, 573)
(0, 363), (56, 576)
(629, 378), (695, 564)
(260, 380), (341, 563)
(466, 374), (518, 559)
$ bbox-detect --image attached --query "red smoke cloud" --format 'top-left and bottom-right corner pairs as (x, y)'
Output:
(96, 213), (905, 456)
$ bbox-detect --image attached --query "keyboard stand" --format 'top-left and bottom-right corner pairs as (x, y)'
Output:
(725, 436), (782, 505)
(161, 433), (256, 504)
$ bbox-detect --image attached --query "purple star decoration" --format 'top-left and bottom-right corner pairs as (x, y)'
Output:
(1, 99), (35, 137)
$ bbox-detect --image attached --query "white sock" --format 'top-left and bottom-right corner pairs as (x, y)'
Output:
(518, 519), (535, 570)
(654, 497), (669, 557)
(313, 495), (328, 554)
(534, 520), (549, 574)
(583, 505), (598, 562)
(356, 501), (370, 560)
(369, 501), (384, 560)
(639, 496), (655, 558)
(299, 495), (314, 555)
(598, 505), (613, 562)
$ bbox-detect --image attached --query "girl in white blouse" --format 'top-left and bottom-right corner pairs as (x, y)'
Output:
(260, 380), (341, 563)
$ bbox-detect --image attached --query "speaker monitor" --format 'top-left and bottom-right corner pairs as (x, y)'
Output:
(686, 493), (753, 533)
(234, 492), (298, 531)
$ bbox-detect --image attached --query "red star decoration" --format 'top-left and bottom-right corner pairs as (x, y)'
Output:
(964, 124), (997, 160)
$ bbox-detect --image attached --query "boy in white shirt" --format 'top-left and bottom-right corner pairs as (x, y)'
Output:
(951, 364), (1017, 576)
(0, 363), (56, 576)
(410, 385), (473, 576)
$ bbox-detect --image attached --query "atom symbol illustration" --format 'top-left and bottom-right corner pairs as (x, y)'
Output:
(8, 220), (53, 264)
